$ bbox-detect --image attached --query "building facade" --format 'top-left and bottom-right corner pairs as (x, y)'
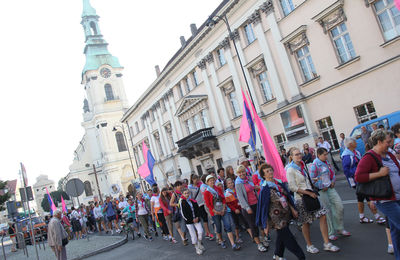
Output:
(32, 175), (56, 216)
(63, 0), (137, 205)
(123, 0), (400, 185)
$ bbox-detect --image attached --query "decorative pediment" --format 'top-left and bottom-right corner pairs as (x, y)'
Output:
(249, 60), (267, 78)
(281, 25), (309, 54)
(175, 95), (208, 118)
(312, 0), (346, 34)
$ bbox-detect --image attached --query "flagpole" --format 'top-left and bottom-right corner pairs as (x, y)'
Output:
(20, 163), (39, 260)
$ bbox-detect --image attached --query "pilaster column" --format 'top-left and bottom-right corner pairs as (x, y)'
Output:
(164, 94), (179, 148)
(198, 58), (223, 133)
(155, 105), (170, 156)
(261, 2), (300, 100)
(206, 54), (232, 130)
(231, 29), (261, 114)
(168, 96), (184, 140)
(144, 116), (159, 159)
(251, 9), (286, 105)
(221, 39), (244, 112)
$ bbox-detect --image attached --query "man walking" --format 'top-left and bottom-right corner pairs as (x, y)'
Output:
(48, 209), (68, 260)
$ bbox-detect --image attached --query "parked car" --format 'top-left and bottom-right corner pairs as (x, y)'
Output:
(349, 110), (400, 155)
(16, 217), (47, 245)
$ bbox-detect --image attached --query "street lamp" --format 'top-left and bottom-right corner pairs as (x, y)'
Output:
(85, 163), (102, 202)
(206, 14), (257, 107)
(112, 124), (145, 192)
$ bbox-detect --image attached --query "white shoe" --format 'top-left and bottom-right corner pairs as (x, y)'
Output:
(306, 244), (319, 254)
(273, 255), (286, 260)
(111, 230), (114, 235)
(323, 242), (340, 252)
(116, 229), (121, 233)
(197, 241), (205, 251)
(195, 244), (203, 255)
(388, 244), (394, 254)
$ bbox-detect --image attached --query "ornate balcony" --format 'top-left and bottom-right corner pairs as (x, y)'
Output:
(176, 127), (219, 159)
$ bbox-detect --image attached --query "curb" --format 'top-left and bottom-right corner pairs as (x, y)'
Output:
(71, 235), (128, 260)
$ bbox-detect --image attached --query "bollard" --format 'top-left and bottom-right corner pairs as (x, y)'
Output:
(1, 233), (6, 260)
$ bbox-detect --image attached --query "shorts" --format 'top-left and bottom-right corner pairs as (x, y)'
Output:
(107, 215), (116, 222)
(71, 219), (82, 232)
(96, 217), (104, 223)
(356, 193), (370, 202)
(198, 205), (208, 223)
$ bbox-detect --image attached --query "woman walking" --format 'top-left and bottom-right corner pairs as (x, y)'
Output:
(286, 147), (339, 254)
(225, 177), (250, 243)
(179, 188), (205, 255)
(188, 174), (214, 240)
(235, 165), (267, 252)
(159, 187), (178, 243)
(135, 191), (153, 241)
(310, 147), (351, 240)
(204, 175), (241, 250)
(151, 186), (169, 240)
(256, 163), (305, 260)
(170, 181), (188, 245)
(355, 129), (400, 259)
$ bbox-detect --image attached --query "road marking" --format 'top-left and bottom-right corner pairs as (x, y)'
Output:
(342, 199), (358, 204)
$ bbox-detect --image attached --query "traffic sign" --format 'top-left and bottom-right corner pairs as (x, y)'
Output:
(65, 178), (84, 197)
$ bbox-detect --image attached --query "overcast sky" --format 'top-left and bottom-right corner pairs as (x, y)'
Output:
(0, 0), (219, 186)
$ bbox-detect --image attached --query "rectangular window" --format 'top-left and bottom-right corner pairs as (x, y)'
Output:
(193, 114), (201, 131)
(141, 118), (146, 130)
(185, 118), (193, 135)
(296, 45), (317, 82)
(374, 0), (400, 41)
(161, 100), (167, 113)
(216, 158), (223, 169)
(274, 133), (287, 149)
(228, 91), (241, 118)
(280, 106), (308, 141)
(196, 165), (203, 176)
(185, 77), (191, 92)
(316, 117), (340, 151)
(177, 83), (184, 98)
(192, 71), (199, 87)
(354, 101), (377, 123)
(217, 49), (226, 66)
(330, 23), (356, 63)
(244, 24), (256, 44)
(166, 127), (175, 150)
(280, 0), (295, 16)
(258, 71), (274, 102)
(135, 122), (139, 133)
(201, 110), (210, 128)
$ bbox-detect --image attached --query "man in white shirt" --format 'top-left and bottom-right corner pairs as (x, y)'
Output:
(118, 195), (129, 210)
(317, 137), (331, 152)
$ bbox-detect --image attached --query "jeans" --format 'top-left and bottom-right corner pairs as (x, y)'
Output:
(319, 188), (344, 236)
(212, 212), (233, 234)
(376, 200), (400, 260)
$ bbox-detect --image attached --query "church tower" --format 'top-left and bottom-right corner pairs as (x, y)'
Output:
(66, 0), (135, 205)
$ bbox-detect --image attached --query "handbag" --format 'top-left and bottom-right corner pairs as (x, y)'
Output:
(356, 152), (393, 198)
(302, 166), (321, 212)
(62, 237), (69, 246)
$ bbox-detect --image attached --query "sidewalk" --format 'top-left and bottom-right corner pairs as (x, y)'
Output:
(3, 234), (126, 260)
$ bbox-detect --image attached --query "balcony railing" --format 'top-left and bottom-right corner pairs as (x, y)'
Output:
(176, 127), (218, 159)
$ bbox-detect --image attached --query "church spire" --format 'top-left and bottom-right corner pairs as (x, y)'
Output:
(81, 0), (122, 77)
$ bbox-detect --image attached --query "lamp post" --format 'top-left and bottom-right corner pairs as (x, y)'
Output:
(85, 163), (102, 202)
(112, 124), (145, 192)
(207, 14), (256, 107)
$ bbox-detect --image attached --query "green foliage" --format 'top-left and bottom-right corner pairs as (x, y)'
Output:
(57, 178), (65, 191)
(0, 181), (11, 211)
(50, 190), (70, 203)
(41, 194), (52, 212)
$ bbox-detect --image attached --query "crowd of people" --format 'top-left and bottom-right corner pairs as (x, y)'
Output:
(23, 123), (400, 260)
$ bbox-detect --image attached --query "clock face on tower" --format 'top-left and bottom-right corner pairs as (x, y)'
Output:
(100, 68), (111, 78)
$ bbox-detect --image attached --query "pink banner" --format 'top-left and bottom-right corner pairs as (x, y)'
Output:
(395, 0), (400, 10)
(46, 187), (57, 213)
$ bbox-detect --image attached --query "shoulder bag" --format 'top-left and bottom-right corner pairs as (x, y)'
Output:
(302, 166), (321, 212)
(356, 152), (393, 198)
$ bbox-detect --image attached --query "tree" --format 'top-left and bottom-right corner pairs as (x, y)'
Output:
(50, 190), (70, 203)
(40, 194), (55, 213)
(0, 181), (10, 211)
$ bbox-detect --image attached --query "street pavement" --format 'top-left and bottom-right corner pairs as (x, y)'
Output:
(87, 173), (395, 260)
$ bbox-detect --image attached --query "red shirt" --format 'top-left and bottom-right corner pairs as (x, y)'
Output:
(203, 185), (226, 217)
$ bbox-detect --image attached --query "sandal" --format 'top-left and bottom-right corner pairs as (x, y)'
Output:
(339, 230), (351, 237)
(324, 242), (340, 252)
(329, 235), (338, 241)
(257, 243), (267, 252)
(376, 216), (386, 224)
(360, 217), (373, 223)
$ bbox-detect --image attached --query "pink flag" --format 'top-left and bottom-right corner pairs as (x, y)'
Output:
(244, 91), (287, 182)
(61, 196), (67, 213)
(396, 0), (400, 10)
(46, 187), (57, 213)
(239, 90), (256, 151)
(137, 141), (156, 186)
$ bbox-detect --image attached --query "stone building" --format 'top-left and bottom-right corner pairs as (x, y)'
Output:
(121, 0), (400, 185)
(63, 0), (137, 205)
(32, 175), (56, 216)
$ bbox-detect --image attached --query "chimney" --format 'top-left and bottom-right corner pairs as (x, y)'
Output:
(190, 23), (197, 37)
(155, 65), (161, 77)
(180, 36), (186, 47)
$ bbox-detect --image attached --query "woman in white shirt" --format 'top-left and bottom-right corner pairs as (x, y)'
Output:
(151, 187), (169, 240)
(93, 202), (107, 233)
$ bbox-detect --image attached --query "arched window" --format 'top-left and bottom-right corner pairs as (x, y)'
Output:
(84, 181), (93, 196)
(104, 84), (115, 101)
(90, 21), (98, 35)
(115, 132), (127, 152)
